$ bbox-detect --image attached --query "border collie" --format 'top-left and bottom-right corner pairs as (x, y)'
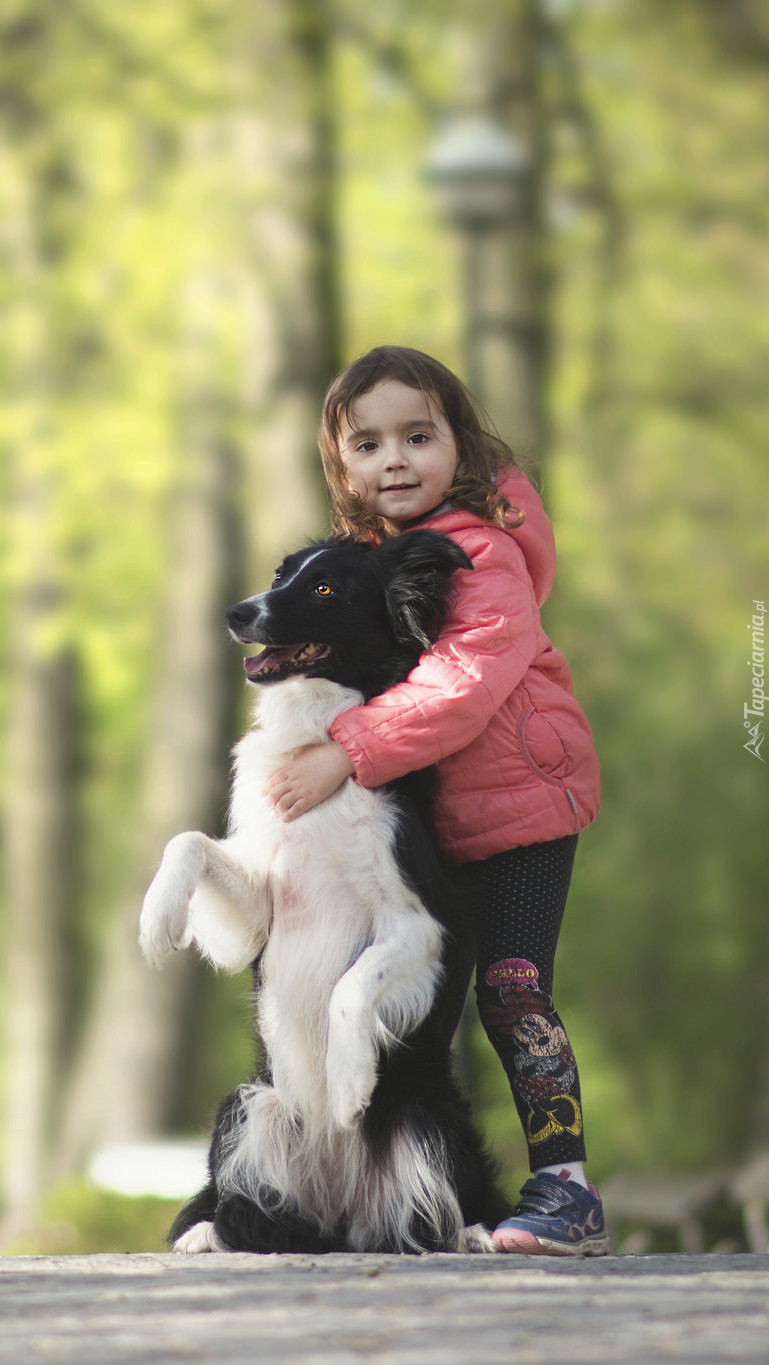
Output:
(140, 531), (511, 1254)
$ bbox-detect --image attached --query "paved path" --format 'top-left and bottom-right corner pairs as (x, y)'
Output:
(1, 1252), (767, 1364)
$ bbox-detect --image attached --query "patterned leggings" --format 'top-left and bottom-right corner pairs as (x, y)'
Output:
(463, 834), (587, 1171)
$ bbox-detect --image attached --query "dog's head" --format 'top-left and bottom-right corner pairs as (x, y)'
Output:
(226, 532), (472, 700)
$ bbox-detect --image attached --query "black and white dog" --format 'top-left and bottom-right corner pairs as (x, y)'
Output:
(140, 531), (510, 1254)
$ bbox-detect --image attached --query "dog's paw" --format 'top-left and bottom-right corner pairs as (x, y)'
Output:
(139, 878), (189, 969)
(327, 1071), (376, 1130)
(139, 832), (205, 969)
(456, 1223), (499, 1254)
(173, 1220), (225, 1254)
(326, 1031), (378, 1130)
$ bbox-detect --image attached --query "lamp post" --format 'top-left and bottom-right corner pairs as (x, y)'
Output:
(425, 115), (535, 443)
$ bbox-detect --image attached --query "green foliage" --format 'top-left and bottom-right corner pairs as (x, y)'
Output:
(1, 0), (767, 1253)
(541, 0), (769, 1175)
(5, 1182), (175, 1255)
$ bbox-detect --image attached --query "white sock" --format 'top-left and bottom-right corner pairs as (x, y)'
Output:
(535, 1162), (589, 1189)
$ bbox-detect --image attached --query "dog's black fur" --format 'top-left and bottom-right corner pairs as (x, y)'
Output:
(160, 531), (511, 1253)
(228, 532), (472, 699)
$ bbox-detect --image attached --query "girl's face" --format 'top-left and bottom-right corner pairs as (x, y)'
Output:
(339, 379), (459, 529)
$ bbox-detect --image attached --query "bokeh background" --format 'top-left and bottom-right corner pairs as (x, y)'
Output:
(1, 0), (768, 1253)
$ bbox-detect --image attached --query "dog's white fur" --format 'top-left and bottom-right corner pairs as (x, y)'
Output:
(140, 677), (495, 1254)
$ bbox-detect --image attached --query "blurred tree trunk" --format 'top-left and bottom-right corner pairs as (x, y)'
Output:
(53, 275), (235, 1174)
(2, 576), (76, 1220)
(458, 0), (549, 459)
(449, 1), (550, 1095)
(54, 0), (337, 1175)
(494, 0), (550, 459)
(232, 0), (339, 589)
(0, 89), (76, 1220)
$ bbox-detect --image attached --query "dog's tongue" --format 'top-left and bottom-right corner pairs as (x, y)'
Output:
(244, 641), (333, 678)
(243, 646), (298, 678)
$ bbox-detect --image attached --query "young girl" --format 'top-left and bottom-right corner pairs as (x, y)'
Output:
(265, 345), (608, 1256)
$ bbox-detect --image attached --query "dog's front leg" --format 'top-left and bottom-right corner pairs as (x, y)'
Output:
(140, 832), (270, 972)
(326, 909), (444, 1129)
(140, 832), (207, 969)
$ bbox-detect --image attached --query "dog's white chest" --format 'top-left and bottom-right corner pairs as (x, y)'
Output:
(261, 781), (397, 961)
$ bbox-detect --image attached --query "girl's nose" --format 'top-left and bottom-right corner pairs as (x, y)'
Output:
(383, 443), (407, 469)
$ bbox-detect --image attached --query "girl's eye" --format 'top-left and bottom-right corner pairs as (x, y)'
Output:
(314, 582), (334, 598)
(408, 432), (429, 445)
(355, 440), (377, 454)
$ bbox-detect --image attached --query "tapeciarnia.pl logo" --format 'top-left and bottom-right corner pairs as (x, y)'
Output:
(744, 599), (766, 762)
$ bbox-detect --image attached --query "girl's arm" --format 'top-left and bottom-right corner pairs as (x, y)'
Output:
(329, 530), (542, 788)
(267, 530), (541, 817)
(266, 741), (354, 821)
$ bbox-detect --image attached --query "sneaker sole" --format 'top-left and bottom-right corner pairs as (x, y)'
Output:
(531, 1232), (611, 1257)
(494, 1230), (611, 1257)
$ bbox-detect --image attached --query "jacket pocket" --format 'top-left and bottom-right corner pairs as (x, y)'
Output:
(516, 703), (568, 789)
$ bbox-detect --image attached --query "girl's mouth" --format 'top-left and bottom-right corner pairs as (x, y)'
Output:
(382, 483), (419, 492)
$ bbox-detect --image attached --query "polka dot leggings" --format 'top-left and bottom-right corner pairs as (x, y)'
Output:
(464, 834), (587, 1171)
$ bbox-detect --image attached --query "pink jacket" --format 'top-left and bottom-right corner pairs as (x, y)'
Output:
(329, 469), (601, 863)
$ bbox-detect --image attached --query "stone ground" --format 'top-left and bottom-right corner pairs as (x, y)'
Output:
(0, 1252), (767, 1364)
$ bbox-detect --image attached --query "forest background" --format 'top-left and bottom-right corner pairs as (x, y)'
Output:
(1, 0), (768, 1253)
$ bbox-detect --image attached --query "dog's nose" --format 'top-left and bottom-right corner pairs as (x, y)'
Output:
(226, 600), (257, 629)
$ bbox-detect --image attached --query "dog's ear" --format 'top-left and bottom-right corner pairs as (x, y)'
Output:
(372, 532), (472, 651)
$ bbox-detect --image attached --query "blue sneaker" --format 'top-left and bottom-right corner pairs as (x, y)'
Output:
(492, 1171), (610, 1256)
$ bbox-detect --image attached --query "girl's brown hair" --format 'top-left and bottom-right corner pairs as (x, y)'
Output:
(318, 345), (526, 539)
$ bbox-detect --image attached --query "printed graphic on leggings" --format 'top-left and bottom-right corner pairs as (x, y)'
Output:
(485, 957), (583, 1146)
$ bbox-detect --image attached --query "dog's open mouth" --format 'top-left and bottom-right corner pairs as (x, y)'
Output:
(244, 642), (334, 681)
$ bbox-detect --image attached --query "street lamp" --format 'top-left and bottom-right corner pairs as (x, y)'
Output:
(425, 114), (529, 404)
(426, 115), (528, 229)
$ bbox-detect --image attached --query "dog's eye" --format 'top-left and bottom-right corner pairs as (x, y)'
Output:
(271, 570), (283, 587)
(314, 582), (334, 597)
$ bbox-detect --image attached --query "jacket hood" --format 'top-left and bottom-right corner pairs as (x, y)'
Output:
(424, 467), (556, 606)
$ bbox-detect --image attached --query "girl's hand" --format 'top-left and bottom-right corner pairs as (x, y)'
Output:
(265, 741), (355, 821)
